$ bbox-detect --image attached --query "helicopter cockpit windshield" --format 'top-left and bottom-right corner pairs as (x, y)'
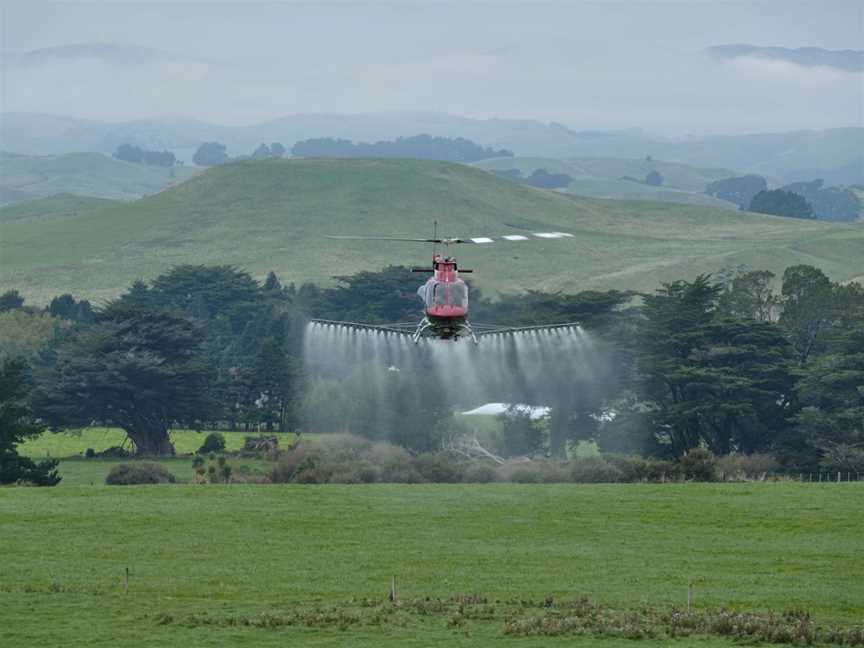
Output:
(420, 279), (468, 309)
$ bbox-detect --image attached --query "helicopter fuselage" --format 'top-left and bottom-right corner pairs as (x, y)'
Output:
(414, 255), (475, 341)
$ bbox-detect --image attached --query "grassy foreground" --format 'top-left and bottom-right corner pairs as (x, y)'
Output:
(0, 483), (861, 646)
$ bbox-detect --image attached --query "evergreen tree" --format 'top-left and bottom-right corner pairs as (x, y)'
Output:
(193, 142), (229, 167)
(0, 290), (24, 312)
(634, 275), (793, 456)
(749, 189), (814, 219)
(0, 359), (60, 486)
(32, 306), (213, 456)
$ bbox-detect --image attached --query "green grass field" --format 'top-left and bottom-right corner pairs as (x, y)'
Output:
(3, 158), (864, 304)
(1, 482), (861, 647)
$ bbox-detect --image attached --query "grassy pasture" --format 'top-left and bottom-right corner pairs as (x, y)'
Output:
(19, 427), (303, 459)
(0, 483), (861, 647)
(473, 156), (742, 208)
(18, 428), (301, 485)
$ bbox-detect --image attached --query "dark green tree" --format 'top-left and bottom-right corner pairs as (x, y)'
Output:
(645, 170), (664, 186)
(314, 266), (425, 323)
(634, 275), (793, 456)
(704, 175), (767, 208)
(193, 141), (229, 167)
(787, 326), (864, 469)
(263, 270), (282, 292)
(113, 143), (145, 163)
(779, 265), (834, 366)
(749, 189), (814, 219)
(0, 289), (25, 312)
(251, 143), (271, 160)
(718, 270), (778, 322)
(47, 294), (94, 323)
(782, 179), (862, 223)
(32, 306), (213, 455)
(0, 360), (60, 486)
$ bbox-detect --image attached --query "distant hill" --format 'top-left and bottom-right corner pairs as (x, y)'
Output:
(5, 42), (181, 67)
(292, 134), (513, 163)
(3, 159), (863, 305)
(3, 112), (862, 183)
(0, 194), (120, 223)
(0, 151), (196, 205)
(474, 157), (739, 209)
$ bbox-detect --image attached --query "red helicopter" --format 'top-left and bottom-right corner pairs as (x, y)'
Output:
(313, 223), (580, 343)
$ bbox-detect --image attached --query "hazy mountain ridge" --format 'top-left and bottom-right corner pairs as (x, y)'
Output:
(2, 112), (860, 184)
(2, 42), (182, 67)
(706, 44), (864, 72)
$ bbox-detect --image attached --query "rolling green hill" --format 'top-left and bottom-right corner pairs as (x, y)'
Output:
(474, 157), (742, 208)
(0, 151), (196, 205)
(3, 158), (864, 304)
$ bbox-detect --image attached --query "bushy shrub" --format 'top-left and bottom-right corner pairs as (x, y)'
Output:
(98, 446), (131, 458)
(329, 461), (381, 484)
(677, 448), (717, 481)
(462, 463), (498, 483)
(496, 461), (570, 483)
(412, 453), (464, 483)
(570, 456), (624, 483)
(105, 462), (176, 485)
(602, 454), (676, 482)
(716, 453), (778, 480)
(638, 458), (677, 482)
(198, 432), (226, 454)
(267, 445), (308, 483)
(84, 448), (96, 458)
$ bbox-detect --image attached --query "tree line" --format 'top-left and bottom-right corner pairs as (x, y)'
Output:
(292, 135), (513, 163)
(704, 175), (862, 222)
(113, 144), (178, 167)
(1, 263), (862, 484)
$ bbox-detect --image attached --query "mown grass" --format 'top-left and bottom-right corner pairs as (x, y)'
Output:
(3, 158), (863, 304)
(0, 483), (861, 647)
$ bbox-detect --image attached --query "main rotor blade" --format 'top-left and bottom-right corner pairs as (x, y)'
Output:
(325, 235), (443, 243)
(326, 232), (575, 244)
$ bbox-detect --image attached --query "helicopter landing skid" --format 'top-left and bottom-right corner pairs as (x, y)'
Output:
(412, 318), (478, 344)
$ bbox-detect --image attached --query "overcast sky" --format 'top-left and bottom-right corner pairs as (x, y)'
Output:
(1, 1), (862, 133)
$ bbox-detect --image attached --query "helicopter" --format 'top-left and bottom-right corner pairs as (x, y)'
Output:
(312, 223), (580, 343)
